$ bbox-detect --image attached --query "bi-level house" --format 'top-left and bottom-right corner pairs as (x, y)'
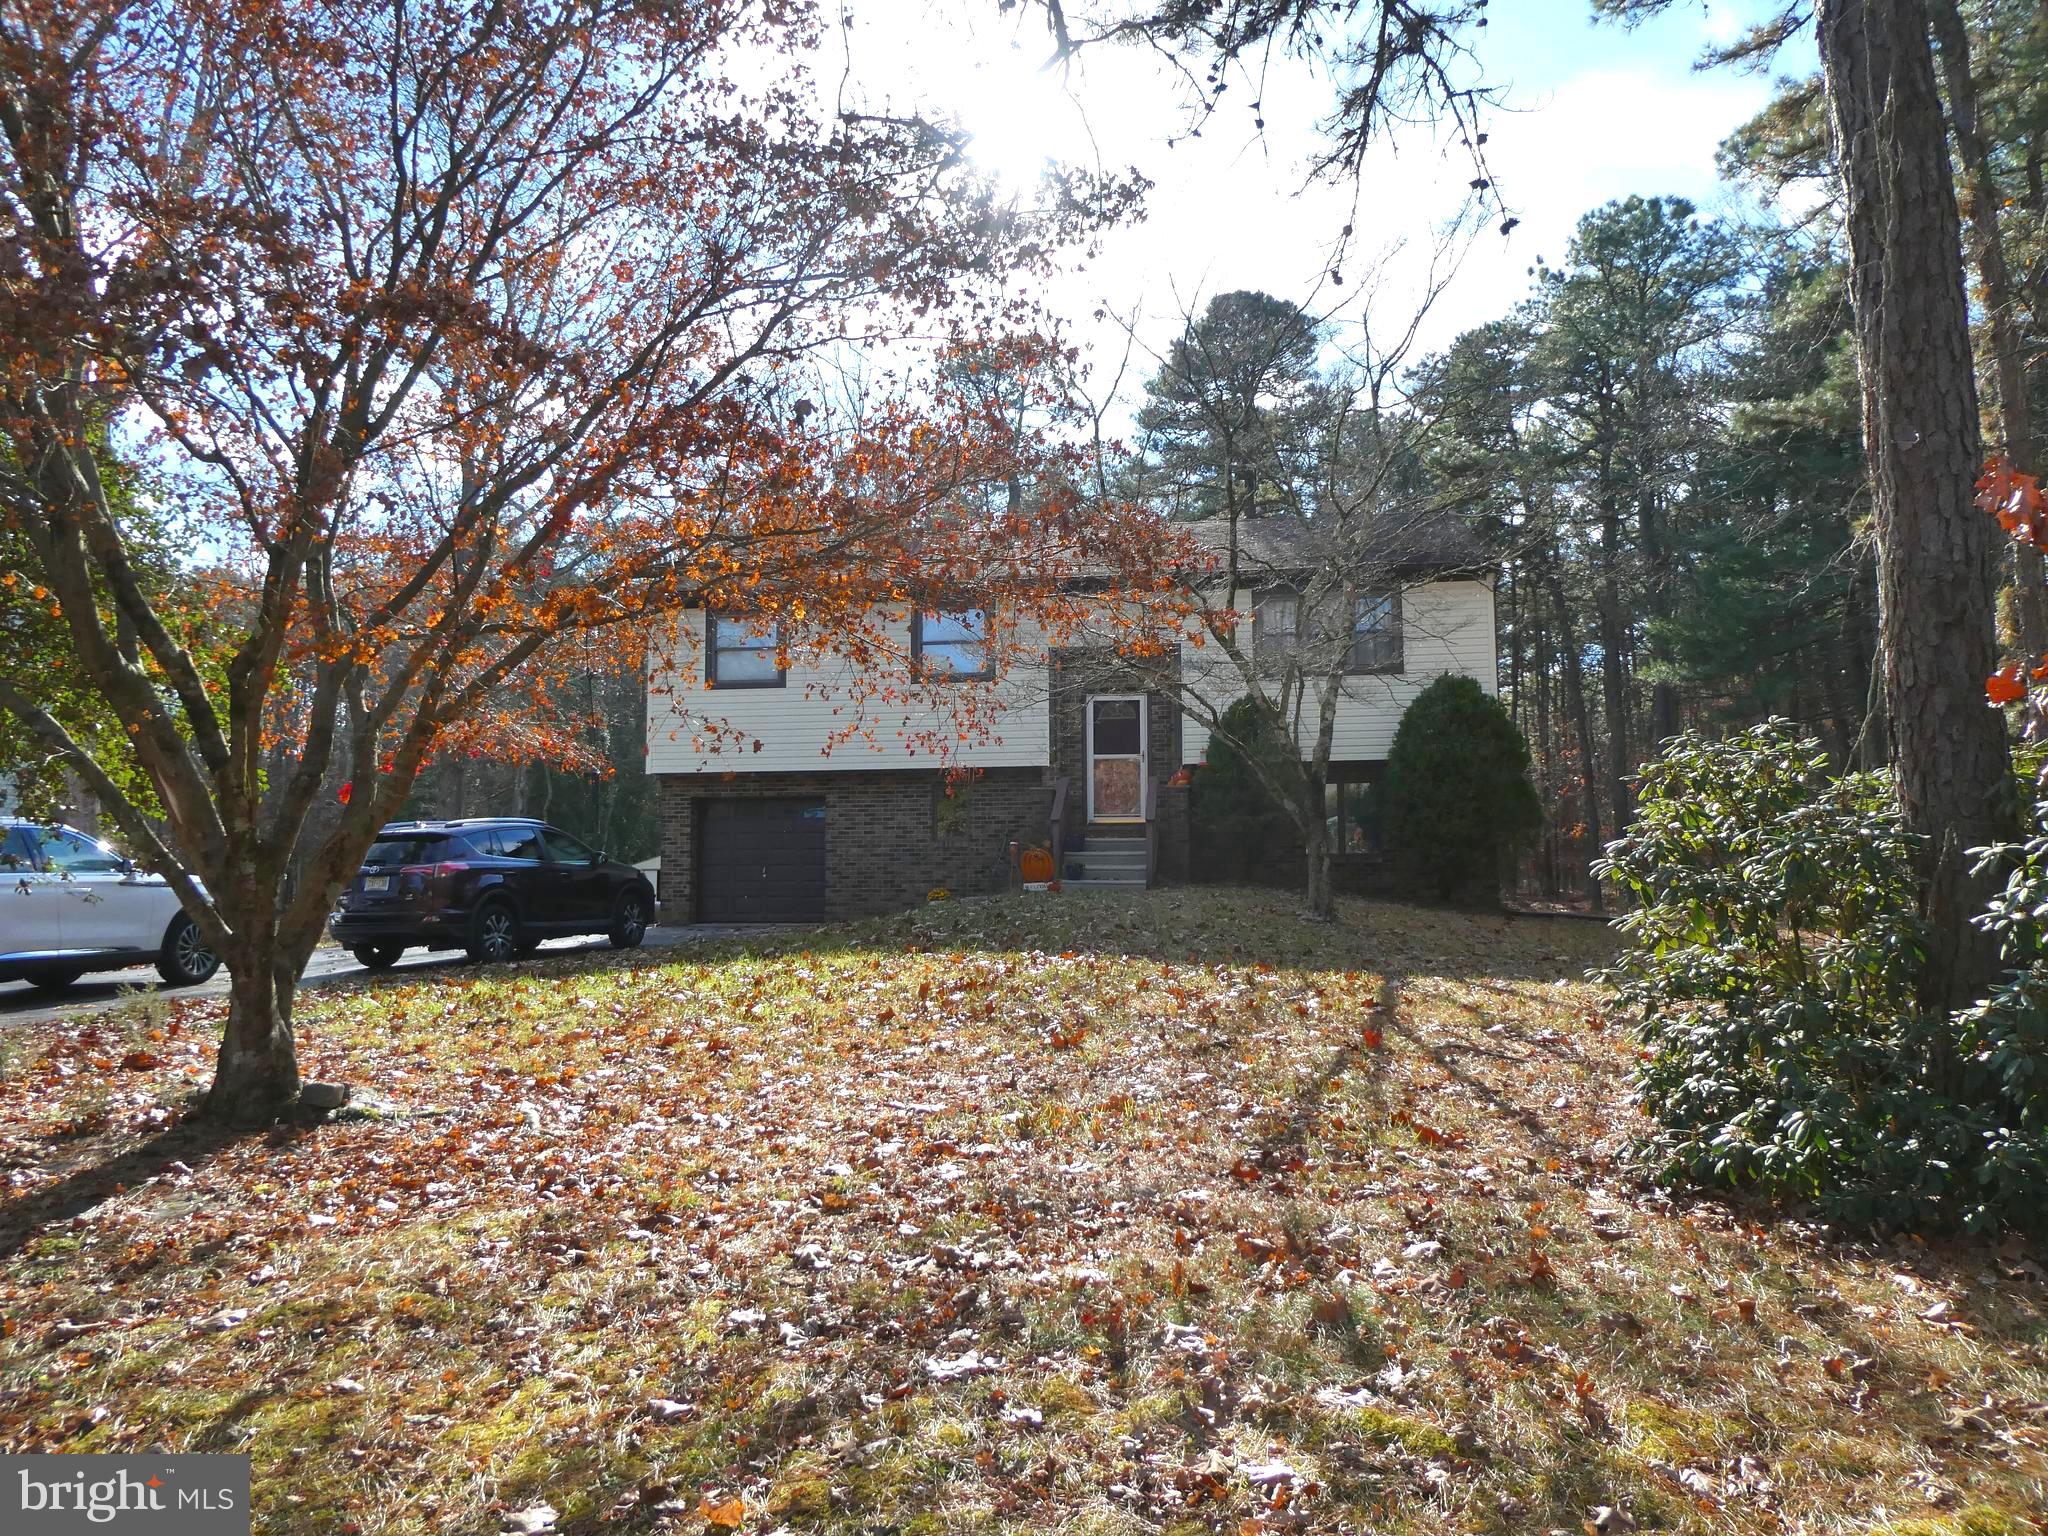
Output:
(644, 517), (1497, 923)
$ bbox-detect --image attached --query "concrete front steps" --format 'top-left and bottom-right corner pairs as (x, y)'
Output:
(1063, 825), (1150, 889)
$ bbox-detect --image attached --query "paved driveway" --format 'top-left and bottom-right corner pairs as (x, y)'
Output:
(0, 925), (783, 1027)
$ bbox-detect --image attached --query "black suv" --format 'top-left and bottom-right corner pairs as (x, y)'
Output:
(331, 819), (655, 969)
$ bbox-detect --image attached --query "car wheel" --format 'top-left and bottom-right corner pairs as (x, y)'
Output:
(609, 889), (648, 950)
(28, 968), (84, 994)
(351, 944), (403, 972)
(156, 913), (220, 986)
(466, 901), (522, 964)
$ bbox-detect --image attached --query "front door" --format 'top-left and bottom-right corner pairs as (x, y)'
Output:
(1086, 695), (1148, 822)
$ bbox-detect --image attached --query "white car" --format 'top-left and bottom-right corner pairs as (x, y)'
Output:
(0, 818), (220, 993)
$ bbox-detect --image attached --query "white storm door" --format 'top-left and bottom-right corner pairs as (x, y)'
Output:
(1086, 695), (1148, 822)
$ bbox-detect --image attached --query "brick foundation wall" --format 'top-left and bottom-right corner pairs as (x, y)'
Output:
(657, 766), (1050, 923)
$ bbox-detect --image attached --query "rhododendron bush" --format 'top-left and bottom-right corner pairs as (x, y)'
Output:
(1589, 462), (2048, 1237)
(0, 0), (1166, 1120)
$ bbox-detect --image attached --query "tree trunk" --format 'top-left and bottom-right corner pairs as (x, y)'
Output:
(1541, 557), (1606, 913)
(1929, 0), (2048, 681)
(1533, 593), (1557, 895)
(1638, 485), (1683, 747)
(1301, 677), (1342, 921)
(1845, 546), (1887, 768)
(206, 953), (302, 1125)
(1820, 0), (2016, 1007)
(1303, 812), (1334, 919)
(1598, 497), (1633, 835)
(1506, 561), (1522, 727)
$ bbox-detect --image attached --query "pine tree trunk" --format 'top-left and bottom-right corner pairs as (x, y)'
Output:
(1820, 0), (2016, 1006)
(1534, 601), (1557, 895)
(206, 952), (302, 1125)
(1542, 559), (1606, 913)
(1846, 548), (1887, 767)
(1598, 499), (1633, 835)
(1638, 486), (1682, 747)
(1929, 0), (2048, 679)
(1506, 563), (1523, 727)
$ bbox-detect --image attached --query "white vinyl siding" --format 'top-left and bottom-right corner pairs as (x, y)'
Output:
(647, 609), (1050, 773)
(1180, 578), (1497, 765)
(646, 578), (1493, 776)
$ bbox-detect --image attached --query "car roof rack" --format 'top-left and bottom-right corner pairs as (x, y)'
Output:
(376, 817), (544, 831)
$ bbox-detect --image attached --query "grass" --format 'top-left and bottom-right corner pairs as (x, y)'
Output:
(0, 886), (2043, 1535)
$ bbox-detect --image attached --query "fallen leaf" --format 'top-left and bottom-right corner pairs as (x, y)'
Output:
(695, 1495), (745, 1529)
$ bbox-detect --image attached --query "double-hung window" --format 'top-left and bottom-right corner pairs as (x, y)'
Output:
(913, 610), (992, 681)
(1252, 592), (1299, 671)
(706, 613), (785, 687)
(1348, 589), (1403, 673)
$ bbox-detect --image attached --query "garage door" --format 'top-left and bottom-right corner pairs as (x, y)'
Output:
(698, 799), (827, 923)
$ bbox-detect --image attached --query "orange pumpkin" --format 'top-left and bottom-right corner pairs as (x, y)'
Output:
(1020, 846), (1055, 883)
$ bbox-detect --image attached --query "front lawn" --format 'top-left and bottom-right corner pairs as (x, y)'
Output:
(0, 888), (2042, 1534)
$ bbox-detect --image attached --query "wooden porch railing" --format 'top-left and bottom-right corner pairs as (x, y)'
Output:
(1049, 776), (1069, 881)
(1143, 772), (1161, 887)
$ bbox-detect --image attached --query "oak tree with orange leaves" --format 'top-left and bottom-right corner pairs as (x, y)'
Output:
(0, 0), (1148, 1122)
(1983, 456), (2048, 707)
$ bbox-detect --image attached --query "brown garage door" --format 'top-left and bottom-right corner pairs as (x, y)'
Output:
(697, 798), (827, 922)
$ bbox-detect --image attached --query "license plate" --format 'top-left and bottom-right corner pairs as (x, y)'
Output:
(364, 875), (390, 893)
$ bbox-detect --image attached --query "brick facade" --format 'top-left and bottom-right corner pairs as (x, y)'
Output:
(657, 766), (1052, 923)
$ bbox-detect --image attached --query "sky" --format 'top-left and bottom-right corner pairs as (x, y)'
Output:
(827, 0), (1800, 420)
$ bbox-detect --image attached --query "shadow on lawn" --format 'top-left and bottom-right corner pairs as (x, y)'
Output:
(708, 889), (1621, 985)
(0, 1116), (270, 1262)
(289, 888), (1613, 1000)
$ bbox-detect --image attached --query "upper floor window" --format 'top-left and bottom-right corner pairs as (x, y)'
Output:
(1349, 589), (1403, 673)
(1252, 592), (1298, 669)
(706, 613), (785, 688)
(913, 610), (992, 681)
